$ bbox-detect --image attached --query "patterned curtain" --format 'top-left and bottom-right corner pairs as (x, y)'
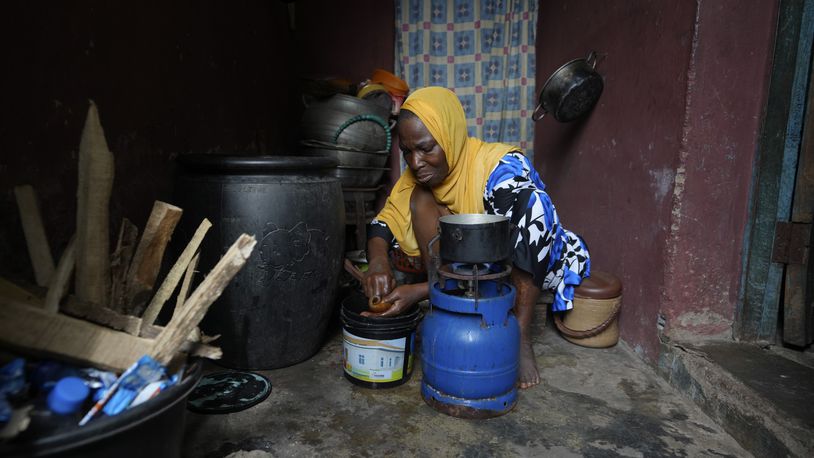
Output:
(395, 0), (538, 156)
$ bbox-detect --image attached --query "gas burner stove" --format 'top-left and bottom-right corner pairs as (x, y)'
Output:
(439, 262), (512, 281)
(437, 262), (512, 300)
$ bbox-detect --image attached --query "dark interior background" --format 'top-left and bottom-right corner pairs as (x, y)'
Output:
(0, 0), (781, 363)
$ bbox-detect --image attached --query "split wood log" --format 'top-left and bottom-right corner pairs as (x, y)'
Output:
(75, 100), (114, 307)
(123, 201), (182, 315)
(174, 252), (200, 319)
(0, 277), (43, 307)
(60, 295), (143, 335)
(109, 218), (139, 312)
(44, 235), (77, 313)
(0, 295), (222, 371)
(14, 185), (55, 286)
(140, 218), (211, 334)
(0, 296), (151, 372)
(151, 234), (256, 365)
(139, 325), (221, 359)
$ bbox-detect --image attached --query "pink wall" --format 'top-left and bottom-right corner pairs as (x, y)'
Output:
(660, 1), (777, 343)
(534, 0), (778, 360)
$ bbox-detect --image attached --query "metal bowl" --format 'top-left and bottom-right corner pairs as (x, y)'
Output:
(299, 140), (389, 168)
(328, 166), (389, 188)
(301, 94), (391, 151)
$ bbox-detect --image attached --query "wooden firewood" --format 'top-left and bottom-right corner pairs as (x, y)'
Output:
(0, 296), (151, 372)
(123, 201), (182, 315)
(109, 218), (139, 311)
(14, 185), (55, 287)
(75, 100), (114, 307)
(140, 219), (211, 334)
(0, 296), (222, 371)
(0, 277), (43, 307)
(151, 234), (256, 365)
(61, 295), (142, 335)
(174, 252), (200, 318)
(0, 278), (222, 368)
(44, 235), (77, 313)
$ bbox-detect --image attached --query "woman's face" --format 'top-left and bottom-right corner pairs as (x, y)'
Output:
(397, 112), (449, 188)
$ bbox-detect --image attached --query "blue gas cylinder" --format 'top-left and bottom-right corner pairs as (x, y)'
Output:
(420, 278), (519, 418)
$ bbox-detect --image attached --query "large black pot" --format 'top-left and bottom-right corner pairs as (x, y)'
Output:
(432, 214), (512, 264)
(173, 155), (345, 370)
(533, 51), (604, 123)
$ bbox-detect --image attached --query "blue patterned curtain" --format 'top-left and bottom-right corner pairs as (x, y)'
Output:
(395, 0), (538, 156)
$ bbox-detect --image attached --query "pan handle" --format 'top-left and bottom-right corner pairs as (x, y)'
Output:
(343, 258), (365, 283)
(531, 101), (547, 122)
(586, 51), (598, 69)
(427, 233), (441, 288)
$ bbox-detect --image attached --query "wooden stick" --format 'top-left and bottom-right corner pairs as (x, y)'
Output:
(0, 277), (43, 307)
(14, 185), (55, 286)
(140, 219), (211, 333)
(185, 342), (222, 360)
(0, 296), (151, 372)
(44, 235), (77, 313)
(174, 252), (200, 319)
(0, 296), (221, 372)
(109, 218), (139, 312)
(75, 100), (114, 307)
(344, 258), (365, 283)
(123, 201), (182, 315)
(151, 234), (256, 365)
(60, 295), (143, 335)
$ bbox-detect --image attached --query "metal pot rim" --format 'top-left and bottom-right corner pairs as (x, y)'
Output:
(440, 214), (509, 225)
(335, 165), (390, 171)
(540, 57), (592, 94)
(301, 140), (388, 154)
(177, 154), (339, 173)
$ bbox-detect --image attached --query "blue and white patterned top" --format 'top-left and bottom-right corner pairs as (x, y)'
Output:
(484, 152), (590, 312)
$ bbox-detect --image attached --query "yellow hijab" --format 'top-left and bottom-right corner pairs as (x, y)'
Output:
(375, 87), (518, 256)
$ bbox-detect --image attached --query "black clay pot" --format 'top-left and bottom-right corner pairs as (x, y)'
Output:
(173, 155), (345, 370)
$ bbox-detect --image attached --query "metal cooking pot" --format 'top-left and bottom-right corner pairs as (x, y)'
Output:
(431, 214), (513, 264)
(533, 51), (604, 123)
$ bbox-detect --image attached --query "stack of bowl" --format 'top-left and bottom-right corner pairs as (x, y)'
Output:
(300, 140), (389, 188)
(300, 94), (391, 188)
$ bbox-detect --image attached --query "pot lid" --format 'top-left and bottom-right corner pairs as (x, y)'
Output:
(187, 371), (271, 414)
(574, 271), (622, 299)
(177, 154), (339, 173)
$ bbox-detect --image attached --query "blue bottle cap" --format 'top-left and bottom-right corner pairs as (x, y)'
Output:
(47, 376), (90, 415)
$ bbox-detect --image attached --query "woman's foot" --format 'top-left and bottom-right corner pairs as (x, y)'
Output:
(511, 268), (542, 389)
(518, 336), (540, 389)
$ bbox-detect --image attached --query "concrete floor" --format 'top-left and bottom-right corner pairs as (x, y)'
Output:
(183, 311), (749, 458)
(659, 339), (814, 456)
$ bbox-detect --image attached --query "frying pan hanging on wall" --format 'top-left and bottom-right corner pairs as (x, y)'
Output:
(532, 51), (604, 122)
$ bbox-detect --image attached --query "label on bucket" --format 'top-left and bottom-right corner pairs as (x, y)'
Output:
(342, 330), (412, 383)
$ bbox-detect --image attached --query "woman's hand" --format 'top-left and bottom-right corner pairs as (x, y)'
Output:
(364, 257), (396, 300)
(364, 236), (395, 299)
(361, 282), (428, 318)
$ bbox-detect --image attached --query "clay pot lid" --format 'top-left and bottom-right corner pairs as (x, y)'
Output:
(575, 271), (622, 299)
